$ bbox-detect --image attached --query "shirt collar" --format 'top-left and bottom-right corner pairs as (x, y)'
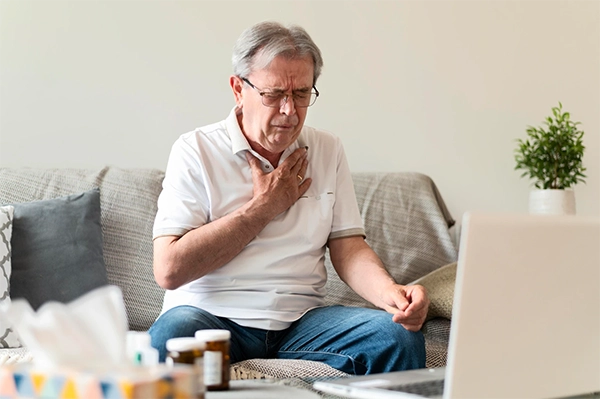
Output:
(227, 107), (251, 155)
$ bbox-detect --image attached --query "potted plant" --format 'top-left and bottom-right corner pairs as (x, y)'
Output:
(514, 102), (586, 215)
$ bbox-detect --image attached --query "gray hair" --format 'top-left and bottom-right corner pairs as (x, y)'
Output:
(232, 21), (323, 85)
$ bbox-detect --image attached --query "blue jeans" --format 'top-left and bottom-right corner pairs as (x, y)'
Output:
(149, 305), (425, 375)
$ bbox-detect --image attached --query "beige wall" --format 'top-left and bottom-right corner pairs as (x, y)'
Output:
(1, 0), (598, 224)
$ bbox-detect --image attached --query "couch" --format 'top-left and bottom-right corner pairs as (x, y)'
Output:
(0, 167), (458, 382)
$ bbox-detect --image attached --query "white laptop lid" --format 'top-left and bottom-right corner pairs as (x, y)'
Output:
(446, 212), (600, 399)
(314, 212), (600, 399)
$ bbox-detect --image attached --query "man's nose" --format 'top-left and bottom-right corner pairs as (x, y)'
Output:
(279, 95), (297, 116)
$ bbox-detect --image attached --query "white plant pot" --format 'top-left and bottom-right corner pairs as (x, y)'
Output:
(528, 189), (576, 215)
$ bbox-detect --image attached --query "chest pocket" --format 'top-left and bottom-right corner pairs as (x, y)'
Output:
(294, 191), (335, 246)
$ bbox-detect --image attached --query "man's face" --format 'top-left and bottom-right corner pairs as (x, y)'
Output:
(232, 55), (314, 159)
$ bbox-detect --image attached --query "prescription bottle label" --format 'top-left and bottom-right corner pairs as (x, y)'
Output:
(204, 350), (222, 386)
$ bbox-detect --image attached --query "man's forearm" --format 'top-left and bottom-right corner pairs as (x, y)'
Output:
(343, 257), (399, 310)
(153, 196), (276, 290)
(329, 237), (399, 310)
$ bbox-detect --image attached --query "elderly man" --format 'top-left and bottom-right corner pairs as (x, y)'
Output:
(149, 21), (429, 375)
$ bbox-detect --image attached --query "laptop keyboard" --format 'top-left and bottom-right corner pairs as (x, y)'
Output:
(388, 379), (445, 397)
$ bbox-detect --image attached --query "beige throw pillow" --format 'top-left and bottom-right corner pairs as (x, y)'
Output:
(411, 262), (457, 321)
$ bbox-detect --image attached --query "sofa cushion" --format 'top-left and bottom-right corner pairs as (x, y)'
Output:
(231, 358), (349, 380)
(325, 172), (458, 309)
(0, 167), (166, 331)
(0, 205), (21, 348)
(9, 189), (109, 310)
(422, 318), (452, 368)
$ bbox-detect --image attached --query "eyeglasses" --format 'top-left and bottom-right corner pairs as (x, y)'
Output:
(241, 77), (319, 108)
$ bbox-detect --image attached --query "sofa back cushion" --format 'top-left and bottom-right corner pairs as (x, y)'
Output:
(324, 172), (458, 309)
(0, 167), (165, 331)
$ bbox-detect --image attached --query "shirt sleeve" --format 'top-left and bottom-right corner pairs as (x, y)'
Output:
(329, 136), (365, 240)
(153, 133), (210, 239)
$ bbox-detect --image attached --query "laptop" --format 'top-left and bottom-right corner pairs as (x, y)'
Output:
(314, 212), (600, 399)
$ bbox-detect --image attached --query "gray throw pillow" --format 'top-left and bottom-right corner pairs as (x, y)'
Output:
(10, 189), (109, 310)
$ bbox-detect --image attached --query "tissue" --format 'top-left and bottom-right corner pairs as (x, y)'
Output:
(0, 285), (129, 372)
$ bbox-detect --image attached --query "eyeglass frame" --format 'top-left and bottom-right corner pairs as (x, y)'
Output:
(241, 77), (320, 108)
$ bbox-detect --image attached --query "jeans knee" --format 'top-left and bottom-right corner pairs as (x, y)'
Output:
(148, 306), (218, 362)
(367, 318), (426, 372)
(389, 328), (426, 370)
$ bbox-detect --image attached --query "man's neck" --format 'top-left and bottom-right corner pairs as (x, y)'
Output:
(249, 142), (282, 168)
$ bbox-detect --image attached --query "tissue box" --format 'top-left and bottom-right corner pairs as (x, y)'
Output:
(0, 363), (198, 399)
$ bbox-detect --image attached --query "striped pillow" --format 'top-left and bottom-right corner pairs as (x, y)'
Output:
(0, 205), (21, 348)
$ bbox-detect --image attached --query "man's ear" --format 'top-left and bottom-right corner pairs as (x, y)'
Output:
(230, 75), (244, 108)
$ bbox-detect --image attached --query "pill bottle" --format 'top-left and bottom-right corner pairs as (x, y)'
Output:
(126, 331), (159, 366)
(194, 329), (231, 391)
(166, 337), (206, 398)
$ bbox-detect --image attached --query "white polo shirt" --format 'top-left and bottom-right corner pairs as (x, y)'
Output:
(153, 108), (365, 330)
